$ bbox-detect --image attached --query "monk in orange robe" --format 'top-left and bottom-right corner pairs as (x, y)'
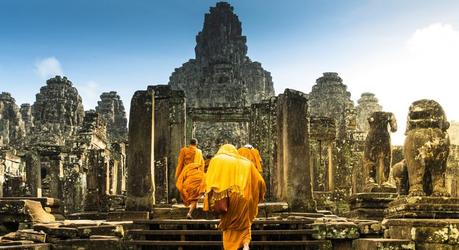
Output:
(176, 138), (206, 218)
(238, 144), (263, 173)
(176, 163), (206, 218)
(204, 144), (266, 250)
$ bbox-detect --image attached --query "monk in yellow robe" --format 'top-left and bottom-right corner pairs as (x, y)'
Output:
(204, 144), (266, 250)
(238, 144), (263, 173)
(176, 138), (206, 218)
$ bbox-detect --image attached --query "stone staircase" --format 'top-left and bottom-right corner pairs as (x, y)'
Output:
(124, 218), (332, 250)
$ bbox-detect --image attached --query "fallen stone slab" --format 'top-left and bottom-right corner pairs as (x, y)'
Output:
(33, 225), (78, 239)
(77, 225), (123, 238)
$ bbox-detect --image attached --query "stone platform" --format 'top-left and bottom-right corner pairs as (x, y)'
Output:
(385, 196), (459, 219)
(383, 218), (459, 248)
(348, 192), (398, 221)
(383, 196), (459, 249)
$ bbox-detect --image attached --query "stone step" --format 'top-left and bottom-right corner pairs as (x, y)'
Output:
(0, 243), (50, 249)
(132, 218), (316, 226)
(125, 240), (332, 247)
(127, 229), (316, 236)
(0, 198), (61, 208)
(352, 238), (415, 250)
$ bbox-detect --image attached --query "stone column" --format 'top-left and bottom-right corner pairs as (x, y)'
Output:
(250, 98), (278, 201)
(327, 142), (334, 191)
(167, 89), (186, 202)
(126, 88), (155, 211)
(25, 152), (41, 197)
(277, 89), (315, 212)
(84, 149), (107, 211)
(152, 86), (171, 204)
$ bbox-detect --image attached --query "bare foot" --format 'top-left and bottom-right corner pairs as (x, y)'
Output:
(186, 213), (193, 219)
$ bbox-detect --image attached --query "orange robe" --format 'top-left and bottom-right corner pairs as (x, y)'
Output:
(238, 147), (263, 173)
(176, 163), (206, 206)
(176, 145), (205, 178)
(205, 144), (266, 250)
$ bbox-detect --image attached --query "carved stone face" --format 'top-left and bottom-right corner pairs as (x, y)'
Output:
(406, 99), (449, 133)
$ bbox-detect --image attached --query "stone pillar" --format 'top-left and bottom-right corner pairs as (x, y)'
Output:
(152, 86), (171, 204)
(250, 98), (278, 201)
(126, 88), (155, 211)
(167, 89), (186, 201)
(276, 89), (315, 212)
(0, 157), (4, 197)
(84, 149), (108, 211)
(47, 154), (63, 200)
(327, 143), (334, 191)
(25, 152), (41, 197)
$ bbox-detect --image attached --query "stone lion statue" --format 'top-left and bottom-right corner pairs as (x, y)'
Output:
(364, 111), (397, 191)
(404, 99), (450, 196)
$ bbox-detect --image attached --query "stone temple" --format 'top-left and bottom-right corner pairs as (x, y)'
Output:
(1, 2), (459, 250)
(169, 2), (275, 154)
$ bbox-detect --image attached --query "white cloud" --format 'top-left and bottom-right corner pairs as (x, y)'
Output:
(342, 23), (459, 145)
(35, 57), (64, 79)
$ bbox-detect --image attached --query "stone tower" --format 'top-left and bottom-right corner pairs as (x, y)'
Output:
(95, 91), (128, 143)
(0, 92), (26, 147)
(309, 72), (354, 138)
(309, 72), (357, 198)
(168, 2), (274, 153)
(32, 76), (85, 145)
(355, 92), (382, 135)
(169, 1), (274, 107)
(20, 103), (34, 135)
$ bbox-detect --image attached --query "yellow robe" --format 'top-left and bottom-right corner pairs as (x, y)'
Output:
(205, 144), (266, 250)
(176, 163), (206, 206)
(237, 147), (263, 173)
(176, 145), (205, 178)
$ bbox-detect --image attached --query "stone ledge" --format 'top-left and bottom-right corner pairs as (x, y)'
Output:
(385, 196), (459, 219)
(352, 238), (415, 250)
(383, 218), (459, 244)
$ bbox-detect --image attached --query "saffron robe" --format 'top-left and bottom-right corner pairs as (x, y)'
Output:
(204, 144), (266, 250)
(237, 147), (263, 173)
(176, 145), (205, 178)
(176, 163), (206, 206)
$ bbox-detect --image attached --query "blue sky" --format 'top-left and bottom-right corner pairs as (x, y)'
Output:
(1, 0), (459, 144)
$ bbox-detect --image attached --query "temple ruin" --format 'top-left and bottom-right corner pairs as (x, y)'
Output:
(1, 1), (459, 250)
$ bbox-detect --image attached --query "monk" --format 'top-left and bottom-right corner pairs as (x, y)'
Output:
(204, 144), (266, 250)
(238, 144), (263, 173)
(176, 163), (206, 219)
(176, 138), (206, 219)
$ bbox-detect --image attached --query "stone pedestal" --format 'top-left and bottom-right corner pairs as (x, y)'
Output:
(384, 196), (459, 249)
(348, 192), (397, 221)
